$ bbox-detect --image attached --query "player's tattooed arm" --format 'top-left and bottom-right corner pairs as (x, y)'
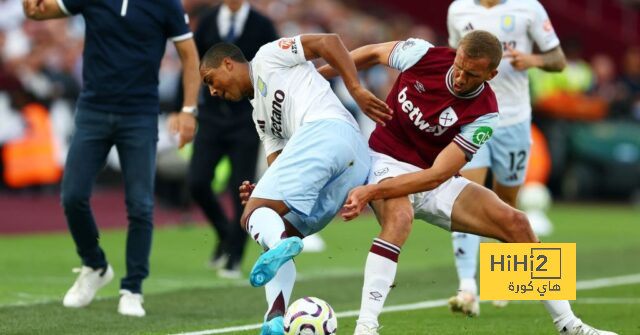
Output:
(537, 46), (567, 72)
(317, 41), (398, 80)
(506, 45), (566, 72)
(22, 0), (67, 20)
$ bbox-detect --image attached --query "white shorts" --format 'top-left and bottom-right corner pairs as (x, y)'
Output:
(368, 150), (470, 231)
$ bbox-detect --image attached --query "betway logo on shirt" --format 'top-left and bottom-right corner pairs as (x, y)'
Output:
(398, 87), (456, 136)
(270, 89), (285, 138)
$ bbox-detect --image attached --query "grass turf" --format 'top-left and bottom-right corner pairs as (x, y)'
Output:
(0, 204), (638, 334)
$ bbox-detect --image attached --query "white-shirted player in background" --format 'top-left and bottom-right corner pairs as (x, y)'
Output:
(447, 0), (567, 316)
(199, 34), (391, 335)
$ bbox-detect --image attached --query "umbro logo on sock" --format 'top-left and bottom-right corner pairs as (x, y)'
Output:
(463, 22), (474, 32)
(369, 291), (383, 301)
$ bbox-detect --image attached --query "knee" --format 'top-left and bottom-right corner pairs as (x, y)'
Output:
(240, 206), (257, 231)
(61, 190), (87, 212)
(498, 192), (518, 208)
(497, 208), (531, 242)
(381, 209), (414, 246)
(125, 197), (154, 224)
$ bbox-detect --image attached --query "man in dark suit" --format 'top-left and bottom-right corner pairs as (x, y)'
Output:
(189, 0), (278, 278)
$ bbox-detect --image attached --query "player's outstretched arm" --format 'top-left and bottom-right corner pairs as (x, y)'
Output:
(300, 34), (392, 125)
(342, 143), (467, 220)
(317, 41), (398, 80)
(22, 0), (67, 20)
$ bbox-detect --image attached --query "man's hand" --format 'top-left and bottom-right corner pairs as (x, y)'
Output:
(349, 85), (393, 126)
(239, 181), (256, 206)
(167, 112), (196, 148)
(505, 45), (540, 71)
(341, 185), (375, 221)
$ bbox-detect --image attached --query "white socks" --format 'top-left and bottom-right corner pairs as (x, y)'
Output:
(264, 260), (296, 321)
(459, 278), (478, 296)
(357, 238), (401, 327)
(246, 207), (285, 250)
(452, 232), (480, 294)
(543, 300), (576, 330)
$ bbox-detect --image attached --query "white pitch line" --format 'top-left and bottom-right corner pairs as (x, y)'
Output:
(576, 273), (640, 290)
(509, 297), (640, 305)
(172, 273), (640, 335)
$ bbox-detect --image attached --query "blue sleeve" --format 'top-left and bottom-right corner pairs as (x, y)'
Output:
(57, 0), (83, 15)
(165, 0), (193, 42)
(388, 38), (433, 72)
(453, 113), (498, 157)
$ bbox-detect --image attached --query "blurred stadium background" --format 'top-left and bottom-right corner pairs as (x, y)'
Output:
(0, 0), (639, 334)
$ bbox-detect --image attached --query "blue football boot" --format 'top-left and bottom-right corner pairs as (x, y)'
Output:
(260, 316), (284, 335)
(250, 237), (303, 287)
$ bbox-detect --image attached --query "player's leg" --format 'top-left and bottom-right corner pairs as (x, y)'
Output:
(451, 182), (617, 335)
(451, 181), (534, 242)
(449, 143), (490, 315)
(251, 119), (369, 334)
(490, 120), (531, 208)
(449, 145), (491, 316)
(355, 152), (419, 333)
(493, 121), (554, 236)
(114, 112), (158, 316)
(355, 196), (413, 334)
(61, 108), (114, 308)
(261, 259), (295, 334)
(187, 123), (229, 267)
(222, 126), (260, 276)
(486, 122), (530, 308)
(245, 118), (368, 285)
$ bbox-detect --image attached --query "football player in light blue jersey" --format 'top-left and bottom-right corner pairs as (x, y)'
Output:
(447, 0), (567, 316)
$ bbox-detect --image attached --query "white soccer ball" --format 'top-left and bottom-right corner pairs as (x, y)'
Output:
(518, 182), (552, 211)
(284, 297), (337, 335)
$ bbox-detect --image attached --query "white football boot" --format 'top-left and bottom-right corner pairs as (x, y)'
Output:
(118, 289), (145, 317)
(448, 290), (480, 316)
(354, 323), (380, 335)
(558, 319), (618, 335)
(492, 300), (509, 308)
(63, 265), (114, 308)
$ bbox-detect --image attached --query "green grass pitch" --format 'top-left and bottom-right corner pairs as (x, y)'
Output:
(0, 204), (638, 334)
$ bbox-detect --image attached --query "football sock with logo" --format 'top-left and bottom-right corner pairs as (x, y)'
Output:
(357, 238), (401, 327)
(246, 207), (286, 250)
(452, 232), (480, 295)
(543, 300), (576, 330)
(264, 260), (296, 321)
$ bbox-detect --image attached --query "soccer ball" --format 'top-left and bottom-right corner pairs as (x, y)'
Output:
(284, 297), (337, 335)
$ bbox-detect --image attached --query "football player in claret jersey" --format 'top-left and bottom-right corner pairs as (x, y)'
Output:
(319, 30), (616, 335)
(447, 0), (567, 315)
(199, 34), (390, 334)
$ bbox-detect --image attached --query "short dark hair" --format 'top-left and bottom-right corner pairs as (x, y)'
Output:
(459, 30), (503, 70)
(200, 42), (248, 69)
